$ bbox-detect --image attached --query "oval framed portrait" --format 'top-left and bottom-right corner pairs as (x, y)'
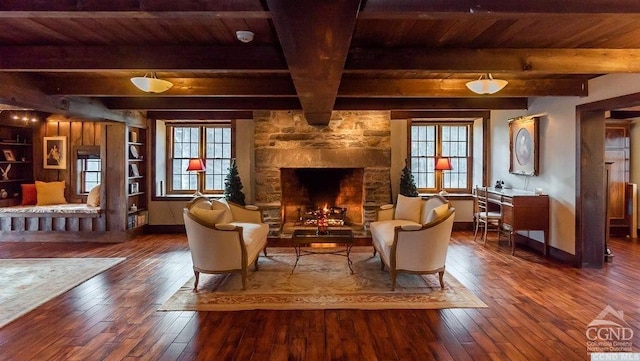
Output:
(509, 116), (539, 176)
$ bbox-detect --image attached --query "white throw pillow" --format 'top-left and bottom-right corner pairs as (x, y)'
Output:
(421, 197), (446, 223)
(86, 184), (101, 207)
(394, 194), (423, 223)
(190, 207), (225, 227)
(426, 203), (450, 223)
(211, 199), (234, 223)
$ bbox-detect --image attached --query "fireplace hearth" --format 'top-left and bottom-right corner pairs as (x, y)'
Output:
(281, 168), (364, 228)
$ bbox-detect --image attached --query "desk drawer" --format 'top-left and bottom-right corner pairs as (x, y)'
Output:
(502, 204), (514, 225)
(488, 193), (503, 203)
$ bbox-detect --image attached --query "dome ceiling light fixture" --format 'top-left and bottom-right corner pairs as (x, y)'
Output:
(236, 30), (255, 43)
(130, 72), (173, 93)
(465, 73), (508, 95)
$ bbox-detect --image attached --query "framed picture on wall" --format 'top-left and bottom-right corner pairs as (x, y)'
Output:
(43, 136), (67, 170)
(509, 116), (539, 176)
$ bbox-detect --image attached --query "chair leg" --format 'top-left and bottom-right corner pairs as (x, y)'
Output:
(193, 270), (200, 292)
(263, 247), (268, 257)
(254, 257), (259, 271)
(438, 271), (445, 289)
(483, 220), (489, 246)
(473, 218), (480, 242)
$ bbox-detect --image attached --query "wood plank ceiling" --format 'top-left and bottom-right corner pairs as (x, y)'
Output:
(1, 0), (640, 124)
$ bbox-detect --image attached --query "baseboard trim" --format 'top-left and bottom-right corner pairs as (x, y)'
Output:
(513, 234), (578, 266)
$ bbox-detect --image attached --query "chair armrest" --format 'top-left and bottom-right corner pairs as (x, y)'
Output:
(376, 204), (395, 221)
(227, 201), (264, 223)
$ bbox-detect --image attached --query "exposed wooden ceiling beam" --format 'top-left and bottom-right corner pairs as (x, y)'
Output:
(147, 111), (253, 120)
(266, 0), (361, 125)
(102, 97), (301, 110)
(335, 97), (527, 110)
(609, 110), (640, 119)
(0, 46), (288, 72)
(3, 0), (639, 15)
(0, 74), (140, 123)
(391, 110), (490, 119)
(39, 77), (586, 97)
(5, 46), (640, 75)
(40, 78), (297, 97)
(0, 11), (271, 19)
(347, 48), (640, 74)
(0, 0), (268, 13)
(339, 79), (588, 97)
(101, 96), (526, 111)
(361, 0), (640, 15)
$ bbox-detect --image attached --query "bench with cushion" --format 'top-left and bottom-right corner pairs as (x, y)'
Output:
(0, 181), (106, 241)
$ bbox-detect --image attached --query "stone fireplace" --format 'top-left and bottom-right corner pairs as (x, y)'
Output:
(253, 111), (392, 235)
(280, 167), (365, 226)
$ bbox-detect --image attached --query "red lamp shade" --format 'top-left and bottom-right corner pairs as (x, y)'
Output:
(434, 157), (453, 171)
(186, 158), (206, 172)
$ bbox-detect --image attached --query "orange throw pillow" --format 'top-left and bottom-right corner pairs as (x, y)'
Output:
(21, 183), (37, 205)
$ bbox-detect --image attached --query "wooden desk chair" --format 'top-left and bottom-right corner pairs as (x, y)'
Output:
(473, 186), (503, 246)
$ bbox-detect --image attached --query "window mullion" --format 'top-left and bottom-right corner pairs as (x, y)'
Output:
(199, 127), (206, 193)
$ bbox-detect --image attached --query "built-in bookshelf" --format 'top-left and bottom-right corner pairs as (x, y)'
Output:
(127, 126), (147, 230)
(0, 120), (34, 207)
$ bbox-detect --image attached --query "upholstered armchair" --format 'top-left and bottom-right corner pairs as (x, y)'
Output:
(370, 195), (455, 290)
(183, 197), (269, 291)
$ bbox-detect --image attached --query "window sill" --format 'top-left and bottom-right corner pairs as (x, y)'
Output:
(151, 194), (225, 202)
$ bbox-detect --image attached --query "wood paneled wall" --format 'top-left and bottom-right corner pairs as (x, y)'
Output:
(34, 115), (104, 203)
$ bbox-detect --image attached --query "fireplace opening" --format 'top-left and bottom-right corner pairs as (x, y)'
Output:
(280, 168), (364, 228)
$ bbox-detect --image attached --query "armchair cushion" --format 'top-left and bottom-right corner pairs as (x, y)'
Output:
(425, 203), (450, 223)
(394, 194), (422, 223)
(211, 198), (234, 224)
(370, 219), (420, 248)
(231, 222), (269, 257)
(190, 207), (226, 227)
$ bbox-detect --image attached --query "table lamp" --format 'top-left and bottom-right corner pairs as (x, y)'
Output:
(186, 158), (206, 196)
(434, 157), (453, 195)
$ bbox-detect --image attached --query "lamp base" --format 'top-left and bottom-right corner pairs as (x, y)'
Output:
(192, 191), (204, 198)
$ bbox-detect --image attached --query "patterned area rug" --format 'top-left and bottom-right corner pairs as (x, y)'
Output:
(0, 258), (125, 328)
(160, 249), (486, 311)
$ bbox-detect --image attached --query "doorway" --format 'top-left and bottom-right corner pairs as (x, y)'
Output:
(576, 93), (640, 267)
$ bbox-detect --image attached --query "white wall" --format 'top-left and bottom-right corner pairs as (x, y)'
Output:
(390, 118), (407, 203)
(490, 74), (640, 255)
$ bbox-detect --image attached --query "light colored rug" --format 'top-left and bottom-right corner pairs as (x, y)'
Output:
(0, 257), (125, 328)
(160, 250), (486, 311)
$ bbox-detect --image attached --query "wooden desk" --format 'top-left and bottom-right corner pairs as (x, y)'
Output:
(477, 187), (550, 256)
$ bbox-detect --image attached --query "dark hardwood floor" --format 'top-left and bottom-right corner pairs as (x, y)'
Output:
(0, 232), (639, 360)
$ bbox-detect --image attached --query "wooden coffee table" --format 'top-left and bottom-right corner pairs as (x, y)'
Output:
(290, 228), (354, 273)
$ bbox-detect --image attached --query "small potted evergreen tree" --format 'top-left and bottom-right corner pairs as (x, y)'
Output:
(399, 158), (419, 197)
(224, 159), (246, 205)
